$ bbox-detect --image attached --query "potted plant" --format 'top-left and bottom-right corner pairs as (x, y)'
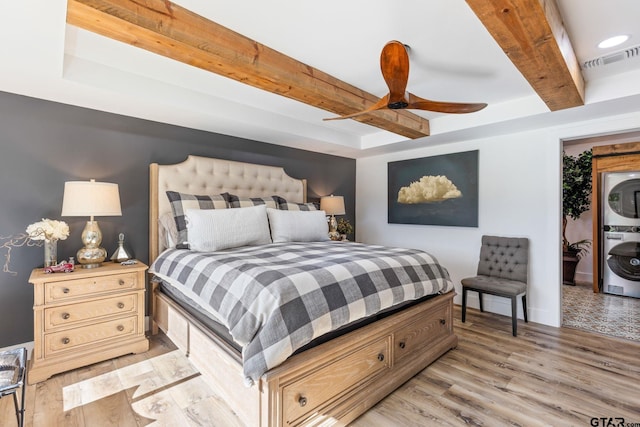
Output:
(562, 149), (593, 285)
(336, 218), (353, 241)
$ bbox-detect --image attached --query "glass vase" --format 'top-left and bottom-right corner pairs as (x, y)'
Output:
(44, 238), (58, 267)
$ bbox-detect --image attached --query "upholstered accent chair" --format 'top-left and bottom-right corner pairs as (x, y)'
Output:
(461, 235), (529, 336)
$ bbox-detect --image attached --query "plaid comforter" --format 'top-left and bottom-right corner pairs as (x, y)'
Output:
(150, 241), (453, 385)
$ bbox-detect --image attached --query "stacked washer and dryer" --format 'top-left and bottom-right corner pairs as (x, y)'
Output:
(602, 171), (640, 298)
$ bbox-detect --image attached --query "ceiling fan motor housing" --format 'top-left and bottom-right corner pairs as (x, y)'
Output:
(388, 101), (409, 109)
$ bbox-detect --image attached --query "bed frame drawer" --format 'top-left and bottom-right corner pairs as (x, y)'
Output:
(394, 299), (452, 363)
(281, 335), (391, 426)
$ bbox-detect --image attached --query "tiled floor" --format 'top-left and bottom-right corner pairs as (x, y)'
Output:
(562, 281), (640, 341)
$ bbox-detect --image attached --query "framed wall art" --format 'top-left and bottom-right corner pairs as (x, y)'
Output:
(388, 150), (478, 227)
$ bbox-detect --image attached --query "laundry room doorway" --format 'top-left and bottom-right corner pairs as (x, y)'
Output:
(562, 134), (640, 342)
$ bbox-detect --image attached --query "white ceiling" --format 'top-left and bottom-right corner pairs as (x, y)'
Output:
(2, 0), (640, 158)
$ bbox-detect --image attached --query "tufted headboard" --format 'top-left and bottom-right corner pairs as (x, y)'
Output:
(149, 155), (307, 263)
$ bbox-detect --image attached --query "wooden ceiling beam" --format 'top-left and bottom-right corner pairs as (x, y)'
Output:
(466, 0), (584, 111)
(66, 0), (430, 139)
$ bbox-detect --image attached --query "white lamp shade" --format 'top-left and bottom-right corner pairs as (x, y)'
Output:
(61, 180), (122, 217)
(320, 195), (345, 215)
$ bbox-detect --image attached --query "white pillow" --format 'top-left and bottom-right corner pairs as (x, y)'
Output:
(185, 205), (272, 251)
(267, 208), (330, 243)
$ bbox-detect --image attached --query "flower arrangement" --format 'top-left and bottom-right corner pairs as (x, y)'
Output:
(336, 218), (353, 237)
(26, 219), (69, 241)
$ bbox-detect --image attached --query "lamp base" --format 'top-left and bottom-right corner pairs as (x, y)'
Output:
(328, 215), (341, 241)
(76, 220), (107, 268)
(77, 246), (107, 268)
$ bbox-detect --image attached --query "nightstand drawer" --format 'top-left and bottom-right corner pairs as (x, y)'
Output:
(44, 315), (139, 357)
(45, 273), (138, 303)
(44, 293), (139, 331)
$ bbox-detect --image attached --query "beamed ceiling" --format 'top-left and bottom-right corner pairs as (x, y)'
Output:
(1, 1), (638, 157)
(67, 0), (583, 139)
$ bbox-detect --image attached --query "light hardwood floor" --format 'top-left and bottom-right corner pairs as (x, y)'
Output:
(3, 306), (640, 426)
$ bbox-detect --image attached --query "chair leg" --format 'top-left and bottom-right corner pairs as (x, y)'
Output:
(522, 294), (528, 323)
(511, 296), (518, 337)
(478, 291), (484, 312)
(461, 287), (467, 323)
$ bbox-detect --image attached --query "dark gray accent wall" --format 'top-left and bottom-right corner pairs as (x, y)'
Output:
(0, 91), (355, 347)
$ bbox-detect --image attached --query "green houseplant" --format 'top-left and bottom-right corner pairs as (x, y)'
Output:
(562, 149), (593, 285)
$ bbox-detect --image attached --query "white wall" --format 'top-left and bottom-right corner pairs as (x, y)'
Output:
(356, 111), (640, 328)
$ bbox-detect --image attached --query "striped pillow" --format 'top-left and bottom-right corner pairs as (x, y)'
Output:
(222, 192), (279, 209)
(166, 191), (228, 249)
(275, 196), (318, 211)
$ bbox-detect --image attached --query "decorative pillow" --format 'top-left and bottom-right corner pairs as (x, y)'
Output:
(274, 196), (318, 211)
(266, 208), (330, 243)
(166, 191), (228, 249)
(185, 205), (272, 251)
(222, 192), (279, 209)
(159, 212), (179, 249)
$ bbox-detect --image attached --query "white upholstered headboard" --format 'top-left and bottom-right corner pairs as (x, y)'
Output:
(149, 155), (307, 262)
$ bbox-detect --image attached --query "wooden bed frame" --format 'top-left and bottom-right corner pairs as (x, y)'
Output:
(149, 155), (458, 426)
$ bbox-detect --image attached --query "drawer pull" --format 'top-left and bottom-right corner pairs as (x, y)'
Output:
(62, 287), (70, 294)
(298, 396), (307, 407)
(117, 325), (125, 332)
(398, 341), (406, 349)
(119, 279), (125, 286)
(62, 337), (70, 345)
(377, 353), (385, 362)
(62, 313), (70, 320)
(117, 302), (125, 309)
(440, 318), (446, 325)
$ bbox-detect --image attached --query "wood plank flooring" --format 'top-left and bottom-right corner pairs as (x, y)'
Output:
(3, 306), (640, 426)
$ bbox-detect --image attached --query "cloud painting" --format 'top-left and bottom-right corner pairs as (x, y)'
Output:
(388, 151), (478, 227)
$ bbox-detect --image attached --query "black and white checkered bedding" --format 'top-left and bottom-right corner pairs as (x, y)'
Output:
(150, 241), (453, 385)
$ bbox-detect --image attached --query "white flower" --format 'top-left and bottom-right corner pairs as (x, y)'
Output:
(26, 219), (70, 241)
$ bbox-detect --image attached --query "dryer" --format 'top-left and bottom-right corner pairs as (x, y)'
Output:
(602, 171), (640, 298)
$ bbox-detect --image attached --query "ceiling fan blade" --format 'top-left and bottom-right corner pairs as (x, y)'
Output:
(407, 92), (487, 114)
(323, 95), (390, 121)
(323, 41), (488, 124)
(380, 41), (410, 107)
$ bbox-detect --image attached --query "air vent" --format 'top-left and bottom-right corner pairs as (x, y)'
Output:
(582, 45), (640, 69)
(606, 284), (624, 295)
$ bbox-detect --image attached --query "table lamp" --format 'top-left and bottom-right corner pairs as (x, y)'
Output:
(320, 195), (345, 241)
(61, 179), (122, 268)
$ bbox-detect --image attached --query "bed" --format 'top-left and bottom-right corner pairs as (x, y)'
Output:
(148, 155), (458, 426)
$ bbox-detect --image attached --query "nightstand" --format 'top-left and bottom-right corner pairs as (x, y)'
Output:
(27, 261), (149, 384)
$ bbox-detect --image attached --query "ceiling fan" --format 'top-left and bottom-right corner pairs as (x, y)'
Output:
(325, 40), (487, 121)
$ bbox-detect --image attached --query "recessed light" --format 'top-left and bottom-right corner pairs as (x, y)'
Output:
(598, 35), (630, 49)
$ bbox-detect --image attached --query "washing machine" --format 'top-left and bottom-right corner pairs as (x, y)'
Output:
(602, 171), (640, 298)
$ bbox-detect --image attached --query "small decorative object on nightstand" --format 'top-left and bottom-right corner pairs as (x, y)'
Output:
(27, 260), (149, 384)
(110, 233), (133, 262)
(320, 195), (345, 241)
